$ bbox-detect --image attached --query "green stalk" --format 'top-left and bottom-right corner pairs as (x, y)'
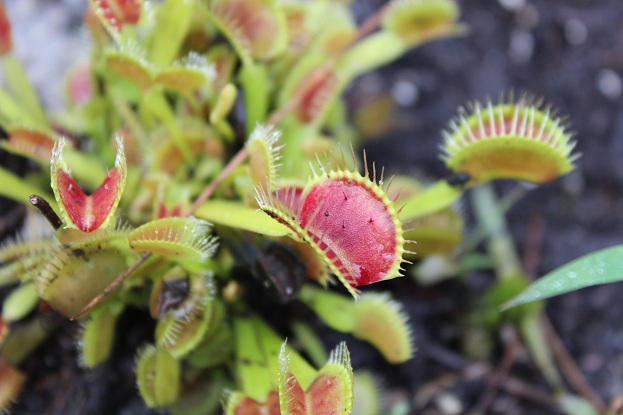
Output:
(255, 316), (316, 390)
(0, 166), (56, 210)
(291, 321), (329, 368)
(1, 54), (48, 128)
(239, 62), (269, 135)
(471, 183), (562, 390)
(278, 119), (315, 177)
(142, 89), (192, 162)
(520, 315), (563, 391)
(471, 184), (522, 279)
(0, 86), (38, 128)
(149, 0), (193, 66)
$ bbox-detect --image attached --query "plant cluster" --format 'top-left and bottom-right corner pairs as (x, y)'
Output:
(0, 0), (600, 414)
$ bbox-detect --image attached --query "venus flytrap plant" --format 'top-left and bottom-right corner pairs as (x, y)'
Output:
(89, 0), (143, 38)
(399, 95), (578, 221)
(256, 149), (413, 297)
(247, 125), (283, 194)
(0, 0), (594, 413)
(79, 302), (123, 368)
(51, 135), (126, 232)
(225, 309), (354, 415)
(208, 0), (288, 133)
(278, 341), (354, 415)
(441, 96), (577, 185)
(299, 285), (414, 364)
(429, 98), (606, 412)
(0, 230), (55, 287)
(275, 0), (463, 177)
(223, 311), (309, 414)
(136, 344), (182, 407)
(338, 0), (465, 81)
(153, 271), (216, 358)
(286, 322), (386, 414)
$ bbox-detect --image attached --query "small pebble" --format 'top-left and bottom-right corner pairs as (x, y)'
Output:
(596, 69), (622, 100)
(581, 353), (604, 372)
(564, 18), (588, 45)
(509, 29), (534, 64)
(392, 78), (419, 107)
(435, 392), (462, 415)
(516, 4), (539, 29)
(497, 0), (526, 12)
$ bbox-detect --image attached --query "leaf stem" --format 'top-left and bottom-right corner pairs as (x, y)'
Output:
(543, 316), (606, 413)
(472, 184), (566, 393)
(186, 146), (249, 216)
(470, 183), (522, 279)
(29, 194), (62, 230)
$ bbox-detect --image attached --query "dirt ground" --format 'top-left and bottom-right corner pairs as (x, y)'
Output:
(2, 1), (623, 414)
(353, 0), (623, 413)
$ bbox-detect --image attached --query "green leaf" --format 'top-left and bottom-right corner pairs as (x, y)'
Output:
(195, 200), (292, 236)
(142, 89), (193, 162)
(136, 345), (181, 407)
(352, 372), (382, 415)
(503, 245), (623, 310)
(36, 247), (129, 319)
(557, 394), (599, 415)
(298, 285), (356, 333)
(239, 62), (269, 134)
(255, 317), (316, 390)
(337, 31), (406, 79)
(0, 86), (41, 128)
(1, 55), (48, 128)
(290, 321), (328, 368)
(80, 304), (122, 368)
(148, 0), (194, 66)
(0, 165), (55, 209)
(398, 180), (462, 220)
(233, 312), (273, 402)
(2, 283), (39, 323)
(0, 313), (55, 366)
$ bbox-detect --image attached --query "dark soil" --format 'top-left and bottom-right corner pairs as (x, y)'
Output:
(2, 0), (623, 414)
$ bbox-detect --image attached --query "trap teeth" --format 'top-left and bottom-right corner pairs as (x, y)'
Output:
(440, 96), (578, 185)
(257, 151), (407, 297)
